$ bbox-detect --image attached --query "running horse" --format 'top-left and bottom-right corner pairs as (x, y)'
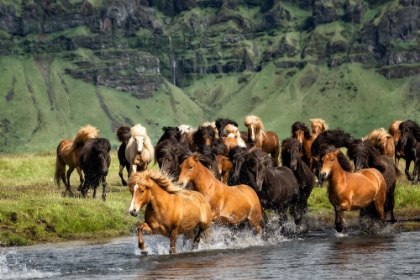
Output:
(364, 128), (395, 158)
(128, 169), (212, 254)
(388, 120), (405, 167)
(178, 154), (263, 235)
(244, 115), (280, 166)
(116, 125), (131, 186)
(320, 148), (386, 233)
(125, 124), (155, 179)
(399, 120), (420, 183)
(54, 125), (99, 195)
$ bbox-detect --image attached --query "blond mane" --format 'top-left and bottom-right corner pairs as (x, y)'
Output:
(225, 124), (247, 147)
(388, 120), (403, 136)
(67, 125), (99, 153)
(310, 118), (329, 134)
(365, 128), (391, 147)
(244, 115), (266, 142)
(131, 169), (189, 196)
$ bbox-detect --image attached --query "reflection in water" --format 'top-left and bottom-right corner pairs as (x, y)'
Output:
(1, 229), (420, 279)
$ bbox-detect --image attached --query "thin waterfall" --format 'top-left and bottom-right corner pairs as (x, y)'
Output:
(168, 35), (176, 86)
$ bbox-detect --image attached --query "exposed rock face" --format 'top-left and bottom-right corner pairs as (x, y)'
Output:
(0, 0), (419, 95)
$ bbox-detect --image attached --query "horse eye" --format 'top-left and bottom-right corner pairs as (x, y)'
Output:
(140, 190), (144, 194)
(189, 166), (193, 170)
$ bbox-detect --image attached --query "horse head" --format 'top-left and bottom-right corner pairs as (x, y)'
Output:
(128, 172), (152, 216)
(399, 122), (411, 147)
(178, 154), (200, 187)
(229, 146), (247, 182)
(347, 139), (370, 172)
(281, 138), (300, 171)
(319, 148), (340, 180)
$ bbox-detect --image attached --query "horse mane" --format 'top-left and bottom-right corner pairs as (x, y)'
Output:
(67, 125), (99, 153)
(400, 120), (420, 141)
(310, 118), (329, 132)
(312, 129), (353, 155)
(197, 146), (218, 169)
(212, 138), (228, 156)
(291, 121), (311, 139)
(280, 138), (300, 166)
(365, 128), (390, 147)
(157, 126), (181, 144)
(215, 118), (238, 137)
(116, 126), (131, 143)
(319, 144), (353, 172)
(132, 169), (185, 194)
(348, 139), (390, 173)
(244, 115), (266, 140)
(249, 148), (275, 168)
(388, 120), (403, 136)
(225, 124), (247, 147)
(202, 121), (219, 138)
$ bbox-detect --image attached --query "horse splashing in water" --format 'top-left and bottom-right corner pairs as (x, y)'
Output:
(320, 148), (386, 233)
(126, 124), (155, 178)
(116, 125), (131, 186)
(244, 115), (280, 166)
(347, 139), (402, 223)
(54, 125), (99, 195)
(281, 138), (315, 233)
(128, 169), (212, 254)
(399, 120), (420, 183)
(79, 137), (111, 201)
(178, 154), (263, 235)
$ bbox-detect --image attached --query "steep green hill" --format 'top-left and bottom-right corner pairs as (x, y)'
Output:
(0, 0), (420, 153)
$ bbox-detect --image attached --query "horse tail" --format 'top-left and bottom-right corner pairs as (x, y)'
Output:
(54, 154), (65, 187)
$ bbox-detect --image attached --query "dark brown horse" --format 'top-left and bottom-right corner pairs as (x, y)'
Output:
(244, 115), (280, 166)
(291, 121), (316, 169)
(157, 126), (182, 145)
(347, 139), (401, 223)
(281, 138), (315, 233)
(320, 148), (386, 233)
(399, 120), (420, 183)
(388, 120), (405, 167)
(189, 124), (217, 152)
(79, 137), (111, 201)
(116, 125), (131, 186)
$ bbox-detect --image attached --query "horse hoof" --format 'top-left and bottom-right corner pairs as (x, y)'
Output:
(141, 250), (148, 255)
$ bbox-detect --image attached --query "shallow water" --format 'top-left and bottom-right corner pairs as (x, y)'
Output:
(1, 225), (420, 280)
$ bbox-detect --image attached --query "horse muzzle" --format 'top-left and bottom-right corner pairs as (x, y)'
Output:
(320, 171), (328, 180)
(129, 209), (139, 217)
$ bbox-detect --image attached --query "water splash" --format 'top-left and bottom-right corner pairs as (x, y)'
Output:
(168, 35), (176, 86)
(0, 249), (59, 279)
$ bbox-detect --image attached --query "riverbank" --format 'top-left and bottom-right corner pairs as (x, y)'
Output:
(1, 152), (419, 247)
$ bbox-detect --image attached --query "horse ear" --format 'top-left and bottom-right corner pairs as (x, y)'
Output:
(333, 149), (340, 156)
(193, 153), (200, 162)
(162, 126), (167, 131)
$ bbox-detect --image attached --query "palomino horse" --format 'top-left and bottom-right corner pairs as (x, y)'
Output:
(244, 115), (280, 166)
(79, 138), (111, 201)
(399, 120), (420, 183)
(178, 154), (263, 235)
(365, 128), (395, 158)
(125, 124), (154, 178)
(54, 125), (99, 194)
(281, 138), (315, 233)
(388, 120), (405, 167)
(222, 124), (247, 151)
(347, 139), (402, 223)
(320, 148), (386, 233)
(310, 118), (329, 135)
(116, 125), (131, 186)
(128, 169), (212, 254)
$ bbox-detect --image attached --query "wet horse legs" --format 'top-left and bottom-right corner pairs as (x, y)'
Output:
(137, 222), (152, 252)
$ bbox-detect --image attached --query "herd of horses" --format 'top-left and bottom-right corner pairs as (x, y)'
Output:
(53, 116), (420, 254)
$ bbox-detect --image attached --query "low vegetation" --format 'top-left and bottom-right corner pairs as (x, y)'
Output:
(1, 152), (420, 247)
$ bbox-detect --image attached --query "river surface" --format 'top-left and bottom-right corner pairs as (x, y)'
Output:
(1, 225), (420, 280)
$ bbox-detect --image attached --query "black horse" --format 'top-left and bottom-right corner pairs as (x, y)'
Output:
(311, 129), (354, 185)
(347, 139), (401, 223)
(399, 120), (420, 183)
(154, 139), (191, 179)
(115, 125), (131, 186)
(229, 147), (300, 233)
(281, 138), (315, 233)
(156, 126), (182, 145)
(79, 138), (111, 201)
(190, 125), (217, 152)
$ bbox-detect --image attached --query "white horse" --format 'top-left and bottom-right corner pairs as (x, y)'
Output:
(125, 124), (155, 178)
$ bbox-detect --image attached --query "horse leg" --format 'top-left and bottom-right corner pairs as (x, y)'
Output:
(277, 205), (288, 233)
(193, 227), (204, 249)
(118, 164), (127, 186)
(76, 166), (84, 192)
(169, 228), (178, 254)
(101, 177), (107, 201)
(334, 206), (346, 233)
(138, 222), (152, 253)
(65, 167), (75, 194)
(405, 159), (413, 181)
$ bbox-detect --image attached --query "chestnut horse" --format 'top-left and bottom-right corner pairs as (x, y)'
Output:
(54, 125), (99, 194)
(244, 115), (280, 166)
(320, 148), (386, 233)
(116, 125), (131, 186)
(388, 120), (405, 167)
(365, 128), (395, 158)
(178, 154), (263, 235)
(125, 124), (155, 178)
(128, 169), (212, 254)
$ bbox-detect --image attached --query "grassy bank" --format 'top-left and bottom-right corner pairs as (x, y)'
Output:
(1, 152), (420, 247)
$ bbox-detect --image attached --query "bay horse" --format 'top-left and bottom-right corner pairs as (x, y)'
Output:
(311, 129), (354, 185)
(116, 125), (131, 186)
(128, 169), (212, 254)
(244, 115), (280, 166)
(54, 125), (99, 194)
(79, 137), (111, 201)
(229, 147), (300, 233)
(320, 148), (386, 233)
(281, 138), (315, 233)
(347, 139), (402, 223)
(399, 120), (420, 183)
(178, 154), (263, 235)
(365, 128), (395, 158)
(388, 120), (405, 167)
(125, 124), (155, 178)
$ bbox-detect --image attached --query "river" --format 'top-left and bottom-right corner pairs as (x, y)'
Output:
(1, 225), (419, 279)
